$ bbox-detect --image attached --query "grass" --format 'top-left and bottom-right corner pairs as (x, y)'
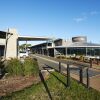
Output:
(1, 71), (100, 100)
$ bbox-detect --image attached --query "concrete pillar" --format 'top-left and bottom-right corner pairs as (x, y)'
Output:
(6, 29), (18, 58)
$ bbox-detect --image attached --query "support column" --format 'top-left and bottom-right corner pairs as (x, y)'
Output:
(54, 48), (55, 57)
(25, 41), (27, 51)
(4, 32), (8, 59)
(86, 47), (87, 56)
(66, 47), (67, 57)
(17, 39), (19, 58)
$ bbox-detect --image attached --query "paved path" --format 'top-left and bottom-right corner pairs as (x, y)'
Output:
(32, 54), (100, 92)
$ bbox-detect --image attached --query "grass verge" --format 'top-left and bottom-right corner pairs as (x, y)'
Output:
(1, 71), (100, 100)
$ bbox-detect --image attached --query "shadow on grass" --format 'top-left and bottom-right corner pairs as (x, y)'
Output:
(43, 64), (59, 72)
(39, 71), (53, 100)
(43, 64), (68, 87)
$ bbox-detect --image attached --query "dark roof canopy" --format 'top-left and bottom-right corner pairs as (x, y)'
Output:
(18, 36), (52, 41)
(0, 31), (13, 39)
(0, 31), (6, 38)
(54, 38), (62, 42)
(31, 42), (52, 48)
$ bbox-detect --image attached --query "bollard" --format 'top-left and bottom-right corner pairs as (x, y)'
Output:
(86, 68), (90, 89)
(79, 67), (83, 83)
(67, 64), (70, 87)
(59, 62), (61, 73)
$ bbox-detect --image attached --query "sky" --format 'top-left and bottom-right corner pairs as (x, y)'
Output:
(0, 0), (100, 45)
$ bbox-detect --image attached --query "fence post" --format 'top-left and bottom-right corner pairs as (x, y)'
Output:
(59, 62), (61, 73)
(79, 67), (83, 83)
(86, 68), (90, 89)
(90, 58), (92, 68)
(67, 64), (70, 87)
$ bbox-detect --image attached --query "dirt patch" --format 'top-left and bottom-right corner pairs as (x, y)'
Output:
(0, 75), (40, 96)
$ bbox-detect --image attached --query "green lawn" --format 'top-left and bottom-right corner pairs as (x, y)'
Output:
(2, 72), (100, 100)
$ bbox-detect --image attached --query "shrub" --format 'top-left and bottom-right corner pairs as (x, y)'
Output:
(5, 57), (39, 77)
(0, 58), (6, 78)
(5, 58), (23, 76)
(79, 55), (84, 61)
(23, 58), (39, 76)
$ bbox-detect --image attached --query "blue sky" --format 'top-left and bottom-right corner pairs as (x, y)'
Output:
(0, 0), (100, 44)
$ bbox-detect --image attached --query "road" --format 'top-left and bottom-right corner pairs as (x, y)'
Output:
(32, 54), (100, 78)
(33, 54), (67, 71)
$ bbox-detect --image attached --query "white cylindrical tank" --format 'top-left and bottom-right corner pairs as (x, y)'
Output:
(72, 36), (87, 42)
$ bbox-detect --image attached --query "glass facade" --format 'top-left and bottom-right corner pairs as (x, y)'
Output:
(67, 47), (100, 56)
(55, 48), (66, 55)
(87, 48), (100, 56)
(67, 47), (86, 55)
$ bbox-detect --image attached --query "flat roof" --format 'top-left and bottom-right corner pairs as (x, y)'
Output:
(18, 36), (52, 41)
(31, 41), (100, 48)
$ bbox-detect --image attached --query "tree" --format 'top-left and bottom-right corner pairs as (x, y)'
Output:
(19, 44), (31, 51)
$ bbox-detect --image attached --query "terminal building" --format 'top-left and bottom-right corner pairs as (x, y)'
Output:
(0, 28), (100, 59)
(31, 36), (100, 58)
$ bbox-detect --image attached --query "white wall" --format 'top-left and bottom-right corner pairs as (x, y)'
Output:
(0, 39), (6, 45)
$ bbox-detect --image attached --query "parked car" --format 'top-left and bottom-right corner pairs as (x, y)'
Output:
(19, 51), (28, 58)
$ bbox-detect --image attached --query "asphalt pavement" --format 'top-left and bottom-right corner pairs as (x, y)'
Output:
(32, 54), (100, 78)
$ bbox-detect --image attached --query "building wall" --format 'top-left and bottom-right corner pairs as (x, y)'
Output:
(54, 39), (62, 46)
(0, 39), (6, 45)
(54, 39), (72, 46)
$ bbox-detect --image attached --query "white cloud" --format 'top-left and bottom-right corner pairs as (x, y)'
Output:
(73, 16), (87, 23)
(73, 11), (99, 23)
(90, 11), (99, 15)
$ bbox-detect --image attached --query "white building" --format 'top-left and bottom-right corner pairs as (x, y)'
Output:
(31, 36), (100, 57)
